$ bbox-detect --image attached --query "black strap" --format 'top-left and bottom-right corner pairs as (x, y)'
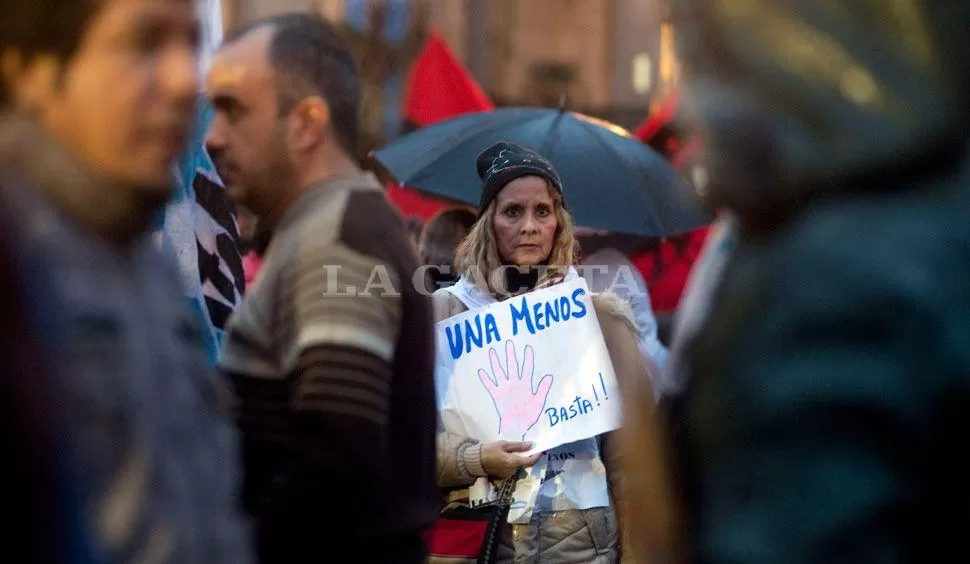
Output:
(477, 468), (523, 564)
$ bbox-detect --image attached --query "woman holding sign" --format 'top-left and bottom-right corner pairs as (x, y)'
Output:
(430, 141), (656, 563)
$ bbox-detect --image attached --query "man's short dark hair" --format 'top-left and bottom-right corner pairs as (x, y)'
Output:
(224, 13), (360, 159)
(419, 206), (478, 269)
(0, 0), (103, 106)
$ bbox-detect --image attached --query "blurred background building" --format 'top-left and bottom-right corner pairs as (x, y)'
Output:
(221, 0), (680, 150)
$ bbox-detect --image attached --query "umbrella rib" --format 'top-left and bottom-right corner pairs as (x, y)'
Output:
(541, 111), (566, 159)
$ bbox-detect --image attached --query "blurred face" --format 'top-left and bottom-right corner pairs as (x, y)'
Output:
(205, 26), (293, 218)
(39, 0), (199, 191)
(491, 176), (558, 267)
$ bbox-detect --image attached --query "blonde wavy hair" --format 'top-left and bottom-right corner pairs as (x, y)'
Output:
(454, 181), (579, 298)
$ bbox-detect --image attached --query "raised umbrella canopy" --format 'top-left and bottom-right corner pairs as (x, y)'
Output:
(373, 107), (711, 238)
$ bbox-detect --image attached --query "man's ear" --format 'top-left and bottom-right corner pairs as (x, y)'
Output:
(288, 95), (330, 152)
(1, 50), (61, 114)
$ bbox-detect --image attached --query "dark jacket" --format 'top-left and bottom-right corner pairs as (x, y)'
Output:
(669, 1), (970, 562)
(0, 114), (252, 564)
(677, 151), (970, 563)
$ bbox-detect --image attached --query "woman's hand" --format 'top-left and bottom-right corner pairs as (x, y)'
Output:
(481, 440), (543, 478)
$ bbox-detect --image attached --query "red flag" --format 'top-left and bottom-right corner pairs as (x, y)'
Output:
(403, 31), (494, 127)
(631, 227), (711, 313)
(385, 183), (461, 222)
(634, 87), (680, 143)
(390, 32), (494, 219)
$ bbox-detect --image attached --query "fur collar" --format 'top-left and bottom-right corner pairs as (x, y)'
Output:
(590, 291), (639, 338)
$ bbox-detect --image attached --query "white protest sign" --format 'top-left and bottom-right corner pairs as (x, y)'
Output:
(435, 278), (621, 455)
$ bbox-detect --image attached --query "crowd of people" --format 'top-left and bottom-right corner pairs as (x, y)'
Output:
(1, 0), (969, 563)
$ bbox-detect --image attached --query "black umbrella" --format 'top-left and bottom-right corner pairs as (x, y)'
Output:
(372, 107), (710, 237)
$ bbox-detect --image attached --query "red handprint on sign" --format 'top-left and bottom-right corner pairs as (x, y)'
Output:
(478, 340), (554, 440)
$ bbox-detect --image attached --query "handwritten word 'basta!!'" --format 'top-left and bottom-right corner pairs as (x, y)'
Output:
(546, 373), (611, 427)
(546, 395), (595, 427)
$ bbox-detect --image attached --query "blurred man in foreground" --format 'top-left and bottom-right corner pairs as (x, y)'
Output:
(206, 13), (437, 562)
(622, 1), (970, 562)
(0, 0), (251, 561)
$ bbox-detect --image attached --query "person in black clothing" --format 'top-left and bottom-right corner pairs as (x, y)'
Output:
(620, 1), (970, 562)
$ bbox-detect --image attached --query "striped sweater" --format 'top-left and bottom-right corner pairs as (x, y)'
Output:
(219, 171), (437, 562)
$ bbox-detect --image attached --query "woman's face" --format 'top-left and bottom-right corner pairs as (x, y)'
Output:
(491, 176), (559, 266)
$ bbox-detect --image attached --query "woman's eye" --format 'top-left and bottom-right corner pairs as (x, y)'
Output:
(505, 207), (520, 217)
(536, 207), (550, 217)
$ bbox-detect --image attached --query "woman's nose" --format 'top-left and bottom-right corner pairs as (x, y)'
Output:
(520, 214), (539, 233)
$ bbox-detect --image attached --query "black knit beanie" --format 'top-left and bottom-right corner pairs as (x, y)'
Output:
(475, 141), (564, 215)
